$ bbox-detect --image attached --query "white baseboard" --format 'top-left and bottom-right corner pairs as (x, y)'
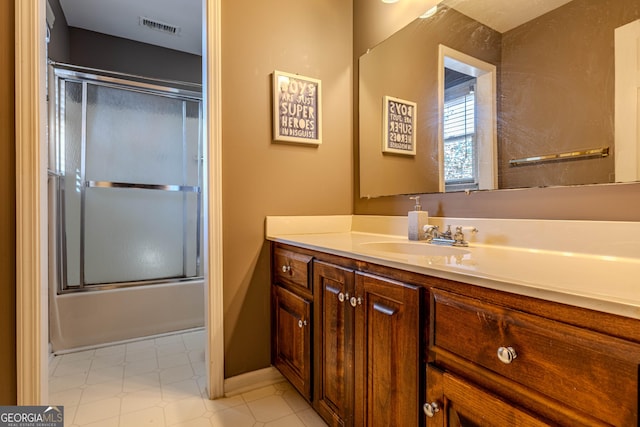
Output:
(223, 366), (285, 397)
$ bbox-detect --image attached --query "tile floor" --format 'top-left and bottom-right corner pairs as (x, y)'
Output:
(48, 329), (327, 427)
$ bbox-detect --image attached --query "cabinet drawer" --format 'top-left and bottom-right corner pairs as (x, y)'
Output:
(273, 247), (313, 292)
(431, 289), (640, 426)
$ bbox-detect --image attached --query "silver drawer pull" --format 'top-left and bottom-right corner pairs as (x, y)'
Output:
(297, 319), (307, 328)
(281, 265), (291, 273)
(423, 402), (440, 417)
(497, 346), (518, 364)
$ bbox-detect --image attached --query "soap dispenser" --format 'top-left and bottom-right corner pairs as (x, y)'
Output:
(408, 196), (429, 241)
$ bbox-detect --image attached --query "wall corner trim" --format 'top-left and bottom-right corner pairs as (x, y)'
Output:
(204, 0), (225, 400)
(15, 0), (48, 404)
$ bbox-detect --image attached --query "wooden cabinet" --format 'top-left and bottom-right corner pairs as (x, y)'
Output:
(271, 241), (640, 427)
(425, 364), (551, 427)
(271, 246), (313, 400)
(427, 288), (640, 426)
(313, 260), (422, 427)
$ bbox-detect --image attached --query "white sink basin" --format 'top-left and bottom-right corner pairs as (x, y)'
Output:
(359, 241), (470, 257)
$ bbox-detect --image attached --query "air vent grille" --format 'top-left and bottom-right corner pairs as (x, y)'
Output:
(139, 17), (181, 35)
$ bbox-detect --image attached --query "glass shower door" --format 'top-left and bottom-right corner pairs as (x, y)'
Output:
(51, 65), (203, 291)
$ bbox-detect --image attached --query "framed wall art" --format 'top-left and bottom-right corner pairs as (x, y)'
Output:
(382, 95), (416, 155)
(272, 70), (322, 145)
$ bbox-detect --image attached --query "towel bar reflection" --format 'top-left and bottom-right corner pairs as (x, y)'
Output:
(509, 147), (609, 166)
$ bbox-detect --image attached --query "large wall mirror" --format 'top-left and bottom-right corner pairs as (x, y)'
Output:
(359, 0), (640, 198)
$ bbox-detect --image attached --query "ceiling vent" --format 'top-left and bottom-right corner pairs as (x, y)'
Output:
(139, 16), (181, 36)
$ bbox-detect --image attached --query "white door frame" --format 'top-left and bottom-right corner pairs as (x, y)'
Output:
(15, 0), (224, 403)
(614, 19), (640, 182)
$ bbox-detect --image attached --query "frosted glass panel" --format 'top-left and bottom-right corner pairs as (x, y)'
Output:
(84, 188), (197, 284)
(184, 190), (201, 277)
(62, 81), (83, 287)
(184, 101), (202, 187)
(85, 85), (186, 185)
(183, 101), (203, 278)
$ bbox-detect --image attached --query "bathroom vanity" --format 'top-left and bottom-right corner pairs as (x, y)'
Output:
(267, 216), (640, 427)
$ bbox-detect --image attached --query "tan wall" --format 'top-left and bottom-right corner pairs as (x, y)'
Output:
(499, 0), (637, 188)
(353, 0), (640, 221)
(0, 0), (17, 404)
(353, 0), (434, 57)
(221, 0), (353, 376)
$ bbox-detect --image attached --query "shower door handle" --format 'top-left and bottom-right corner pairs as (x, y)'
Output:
(87, 180), (200, 193)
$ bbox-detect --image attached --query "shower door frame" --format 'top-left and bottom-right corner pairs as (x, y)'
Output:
(50, 64), (205, 293)
(15, 0), (225, 403)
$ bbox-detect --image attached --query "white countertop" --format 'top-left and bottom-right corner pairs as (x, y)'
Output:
(266, 215), (640, 320)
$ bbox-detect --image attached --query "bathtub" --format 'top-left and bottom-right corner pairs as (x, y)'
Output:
(49, 279), (205, 352)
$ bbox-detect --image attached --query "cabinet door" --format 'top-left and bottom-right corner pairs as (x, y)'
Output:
(425, 364), (552, 427)
(354, 273), (421, 427)
(272, 285), (312, 400)
(313, 261), (355, 427)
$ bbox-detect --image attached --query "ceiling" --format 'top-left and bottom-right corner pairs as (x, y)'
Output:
(58, 0), (203, 55)
(441, 0), (574, 33)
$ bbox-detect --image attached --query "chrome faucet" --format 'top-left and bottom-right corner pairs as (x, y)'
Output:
(423, 225), (476, 247)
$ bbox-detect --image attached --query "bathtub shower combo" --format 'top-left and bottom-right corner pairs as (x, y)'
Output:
(48, 63), (205, 352)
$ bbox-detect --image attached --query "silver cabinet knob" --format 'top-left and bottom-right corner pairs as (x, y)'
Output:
(349, 296), (362, 307)
(338, 292), (345, 302)
(297, 319), (307, 328)
(497, 346), (518, 364)
(281, 265), (291, 273)
(423, 402), (440, 417)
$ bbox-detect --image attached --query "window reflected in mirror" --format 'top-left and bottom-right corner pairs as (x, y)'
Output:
(443, 69), (477, 192)
(438, 45), (497, 193)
